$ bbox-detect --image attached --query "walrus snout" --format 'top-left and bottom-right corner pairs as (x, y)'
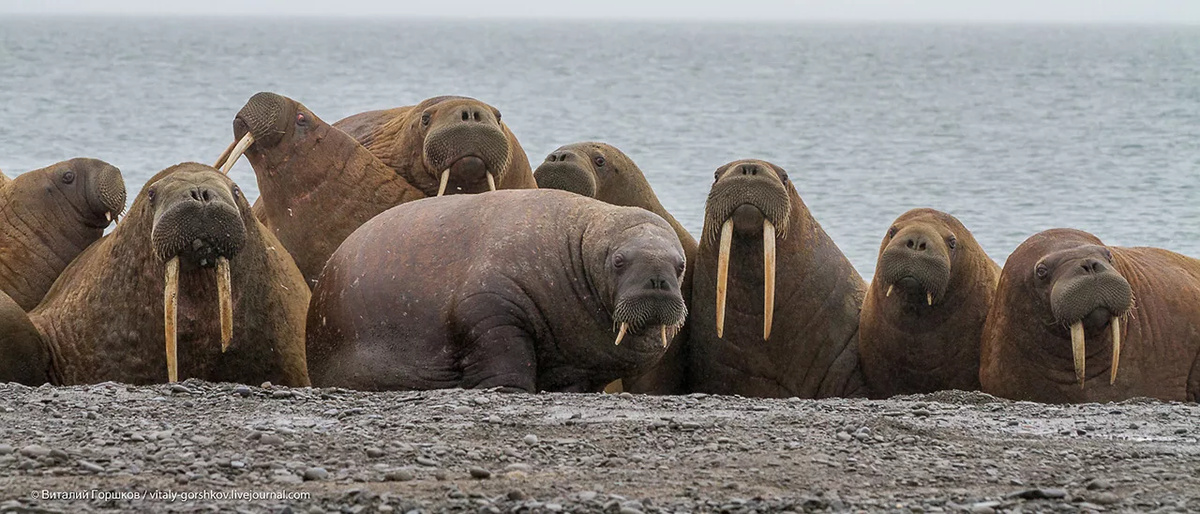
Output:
(1044, 249), (1133, 388)
(423, 106), (511, 196)
(878, 226), (951, 306)
(215, 92), (293, 174)
(533, 150), (597, 198)
(74, 158), (126, 226)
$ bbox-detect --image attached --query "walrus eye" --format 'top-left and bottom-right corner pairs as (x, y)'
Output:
(296, 112), (308, 127)
(1102, 248), (1113, 261)
(887, 226), (898, 238)
(1035, 263), (1049, 280)
(594, 156), (606, 167)
(420, 112), (431, 127)
(147, 189), (156, 204)
(232, 186), (242, 200)
(676, 261), (685, 277)
(613, 253), (626, 269)
(947, 236), (957, 250)
(61, 171), (76, 184)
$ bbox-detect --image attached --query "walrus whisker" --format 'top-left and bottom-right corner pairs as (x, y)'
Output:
(219, 133), (255, 175)
(486, 172), (497, 192)
(1070, 320), (1085, 388)
(614, 322), (629, 346)
(437, 169), (450, 197)
(1110, 316), (1121, 385)
(164, 256), (180, 383)
(715, 218), (733, 338)
(217, 256), (233, 353)
(763, 219), (775, 341)
(213, 138), (237, 170)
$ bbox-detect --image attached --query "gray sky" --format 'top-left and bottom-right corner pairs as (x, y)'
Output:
(1, 0), (1199, 22)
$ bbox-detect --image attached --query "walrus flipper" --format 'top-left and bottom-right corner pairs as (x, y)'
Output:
(0, 292), (51, 385)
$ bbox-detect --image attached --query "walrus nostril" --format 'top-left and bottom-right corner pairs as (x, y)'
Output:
(461, 110), (469, 121)
(473, 111), (481, 121)
(646, 277), (669, 291)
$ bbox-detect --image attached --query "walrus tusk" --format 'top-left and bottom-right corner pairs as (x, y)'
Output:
(105, 211), (112, 222)
(219, 133), (255, 175)
(763, 219), (776, 340)
(661, 325), (669, 348)
(213, 138), (236, 170)
(217, 256), (233, 353)
(1110, 316), (1121, 385)
(486, 172), (497, 192)
(927, 292), (933, 306)
(164, 257), (180, 383)
(1070, 321), (1085, 388)
(886, 285), (894, 297)
(715, 218), (733, 338)
(437, 169), (450, 197)
(614, 322), (629, 346)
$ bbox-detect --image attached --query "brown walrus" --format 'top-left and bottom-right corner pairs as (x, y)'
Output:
(212, 92), (426, 287)
(0, 291), (48, 385)
(533, 142), (696, 394)
(0, 158), (125, 310)
(29, 163), (310, 386)
(333, 96), (536, 196)
(306, 190), (687, 393)
(687, 159), (867, 398)
(859, 209), (1000, 397)
(980, 228), (1200, 403)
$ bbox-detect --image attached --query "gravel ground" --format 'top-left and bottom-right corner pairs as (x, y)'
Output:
(0, 382), (1197, 513)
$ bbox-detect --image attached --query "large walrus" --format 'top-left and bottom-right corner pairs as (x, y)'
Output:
(858, 209), (1000, 397)
(29, 163), (310, 386)
(213, 92), (426, 287)
(0, 291), (48, 385)
(533, 142), (696, 394)
(0, 158), (125, 310)
(980, 228), (1200, 403)
(333, 96), (536, 196)
(306, 190), (688, 393)
(687, 159), (867, 398)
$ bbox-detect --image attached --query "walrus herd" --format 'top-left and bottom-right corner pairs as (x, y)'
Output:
(1, 92), (1197, 404)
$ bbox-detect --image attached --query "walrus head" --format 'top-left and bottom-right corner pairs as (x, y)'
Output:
(588, 215), (688, 351)
(701, 160), (792, 341)
(534, 142), (649, 201)
(217, 92), (315, 173)
(33, 158), (127, 228)
(875, 209), (962, 308)
(144, 164), (248, 382)
(409, 96), (511, 196)
(1012, 229), (1133, 388)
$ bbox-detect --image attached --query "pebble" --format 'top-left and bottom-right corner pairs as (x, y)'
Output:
(170, 384), (192, 394)
(19, 445), (50, 458)
(578, 491), (598, 502)
(0, 444), (12, 455)
(365, 448), (386, 458)
(303, 467), (329, 481)
(1007, 488), (1067, 500)
(469, 467), (492, 479)
(260, 434), (285, 446)
(835, 432), (852, 442)
(385, 469), (415, 482)
(1089, 492), (1120, 505)
(79, 460), (104, 473)
(233, 385), (252, 397)
(271, 390), (294, 399)
(618, 508), (644, 514)
(1086, 479), (1113, 490)
(487, 415), (502, 424)
(453, 405), (471, 414)
(473, 397), (490, 405)
(507, 491), (527, 501)
(523, 434), (539, 446)
(416, 456), (438, 467)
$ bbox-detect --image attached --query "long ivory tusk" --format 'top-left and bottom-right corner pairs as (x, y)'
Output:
(661, 325), (669, 348)
(886, 285), (893, 297)
(1070, 321), (1086, 388)
(213, 138), (236, 170)
(715, 218), (733, 338)
(164, 257), (180, 383)
(1110, 316), (1121, 385)
(486, 172), (497, 192)
(763, 219), (776, 340)
(437, 169), (450, 197)
(614, 322), (629, 346)
(217, 256), (233, 353)
(219, 133), (255, 175)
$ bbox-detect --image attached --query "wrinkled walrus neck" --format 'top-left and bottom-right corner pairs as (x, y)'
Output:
(0, 186), (103, 311)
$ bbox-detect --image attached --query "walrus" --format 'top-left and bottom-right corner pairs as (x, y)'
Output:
(306, 190), (687, 393)
(858, 209), (1000, 397)
(0, 158), (125, 310)
(0, 291), (48, 385)
(687, 159), (867, 398)
(212, 92), (426, 287)
(29, 163), (310, 386)
(533, 142), (697, 394)
(333, 96), (536, 196)
(980, 228), (1200, 403)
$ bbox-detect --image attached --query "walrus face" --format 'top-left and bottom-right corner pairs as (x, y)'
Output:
(220, 92), (315, 173)
(39, 158), (127, 228)
(534, 143), (603, 198)
(606, 225), (688, 350)
(144, 166), (247, 381)
(702, 160), (792, 340)
(1032, 244), (1133, 387)
(876, 216), (955, 307)
(418, 98), (511, 196)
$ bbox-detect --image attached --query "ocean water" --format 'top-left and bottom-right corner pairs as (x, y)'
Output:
(1, 17), (1197, 279)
